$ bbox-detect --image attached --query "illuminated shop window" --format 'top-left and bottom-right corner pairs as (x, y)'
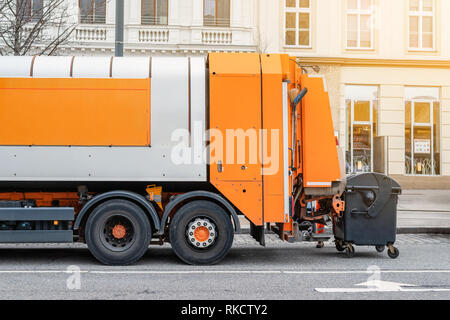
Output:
(345, 85), (378, 173)
(405, 87), (440, 175)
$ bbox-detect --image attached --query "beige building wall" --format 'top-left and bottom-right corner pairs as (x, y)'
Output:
(263, 0), (450, 188)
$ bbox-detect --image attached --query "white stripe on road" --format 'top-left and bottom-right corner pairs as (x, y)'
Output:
(81, 270), (282, 274)
(0, 269), (448, 275)
(284, 270), (450, 274)
(315, 288), (450, 293)
(0, 270), (89, 273)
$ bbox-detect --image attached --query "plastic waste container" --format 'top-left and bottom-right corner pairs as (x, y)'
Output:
(333, 172), (402, 259)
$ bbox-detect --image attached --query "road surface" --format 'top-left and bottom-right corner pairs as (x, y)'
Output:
(0, 233), (448, 300)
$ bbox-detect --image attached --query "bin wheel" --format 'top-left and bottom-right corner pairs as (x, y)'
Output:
(335, 240), (345, 252)
(387, 245), (399, 259)
(316, 241), (324, 249)
(345, 244), (355, 258)
(375, 245), (385, 253)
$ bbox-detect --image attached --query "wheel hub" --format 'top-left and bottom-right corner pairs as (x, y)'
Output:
(186, 218), (216, 249)
(102, 216), (135, 252)
(112, 224), (127, 239)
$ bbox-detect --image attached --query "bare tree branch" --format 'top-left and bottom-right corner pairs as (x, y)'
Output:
(0, 0), (79, 56)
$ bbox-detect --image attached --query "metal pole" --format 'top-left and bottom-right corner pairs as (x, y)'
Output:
(115, 0), (124, 57)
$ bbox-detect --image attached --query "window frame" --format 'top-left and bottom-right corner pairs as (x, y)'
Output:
(345, 0), (374, 50)
(345, 85), (379, 174)
(405, 99), (440, 176)
(17, 0), (43, 22)
(141, 0), (169, 26)
(283, 0), (312, 48)
(79, 0), (106, 24)
(203, 0), (231, 27)
(408, 0), (435, 51)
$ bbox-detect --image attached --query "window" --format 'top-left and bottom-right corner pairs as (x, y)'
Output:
(345, 86), (379, 173)
(284, 0), (311, 47)
(79, 0), (106, 24)
(142, 0), (168, 25)
(405, 87), (440, 175)
(204, 0), (230, 27)
(17, 0), (44, 22)
(408, 0), (434, 50)
(346, 0), (373, 49)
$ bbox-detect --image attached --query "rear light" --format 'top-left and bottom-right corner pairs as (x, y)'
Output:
(335, 136), (339, 146)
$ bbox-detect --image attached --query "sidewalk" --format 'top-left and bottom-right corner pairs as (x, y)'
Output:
(397, 190), (450, 234)
(238, 189), (450, 234)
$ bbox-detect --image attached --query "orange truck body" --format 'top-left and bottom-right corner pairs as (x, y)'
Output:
(0, 78), (151, 146)
(0, 53), (347, 264)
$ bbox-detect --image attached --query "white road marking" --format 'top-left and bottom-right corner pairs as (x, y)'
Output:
(316, 287), (450, 293)
(0, 269), (447, 275)
(0, 270), (89, 274)
(316, 279), (450, 293)
(284, 270), (450, 274)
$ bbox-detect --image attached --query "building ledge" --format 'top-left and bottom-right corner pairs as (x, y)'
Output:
(298, 57), (450, 69)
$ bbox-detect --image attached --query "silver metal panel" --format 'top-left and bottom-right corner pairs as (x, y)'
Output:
(112, 57), (150, 79)
(0, 207), (74, 221)
(0, 56), (33, 78)
(0, 56), (207, 182)
(190, 57), (206, 166)
(33, 56), (72, 78)
(0, 230), (73, 243)
(72, 56), (111, 78)
(151, 57), (189, 147)
(0, 146), (206, 181)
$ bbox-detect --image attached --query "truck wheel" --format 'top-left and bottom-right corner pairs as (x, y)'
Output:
(169, 200), (234, 265)
(85, 199), (151, 265)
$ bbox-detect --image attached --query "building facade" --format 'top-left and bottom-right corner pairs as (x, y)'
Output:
(260, 0), (450, 188)
(61, 0), (258, 55)
(3, 0), (450, 188)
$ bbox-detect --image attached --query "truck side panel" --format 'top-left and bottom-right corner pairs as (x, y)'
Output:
(0, 56), (207, 182)
(300, 75), (342, 188)
(260, 54), (287, 224)
(0, 78), (151, 146)
(208, 53), (263, 225)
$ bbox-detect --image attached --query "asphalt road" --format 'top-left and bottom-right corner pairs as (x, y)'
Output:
(0, 233), (449, 300)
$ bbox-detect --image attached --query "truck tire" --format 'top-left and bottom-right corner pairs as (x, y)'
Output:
(85, 199), (151, 265)
(169, 200), (234, 265)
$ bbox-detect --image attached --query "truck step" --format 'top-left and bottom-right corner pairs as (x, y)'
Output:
(0, 207), (74, 243)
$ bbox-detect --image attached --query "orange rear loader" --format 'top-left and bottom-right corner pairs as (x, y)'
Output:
(0, 53), (401, 265)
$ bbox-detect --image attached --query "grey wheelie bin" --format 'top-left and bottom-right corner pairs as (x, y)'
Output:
(333, 172), (402, 259)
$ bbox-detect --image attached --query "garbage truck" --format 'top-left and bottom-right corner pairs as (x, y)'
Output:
(0, 53), (401, 265)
